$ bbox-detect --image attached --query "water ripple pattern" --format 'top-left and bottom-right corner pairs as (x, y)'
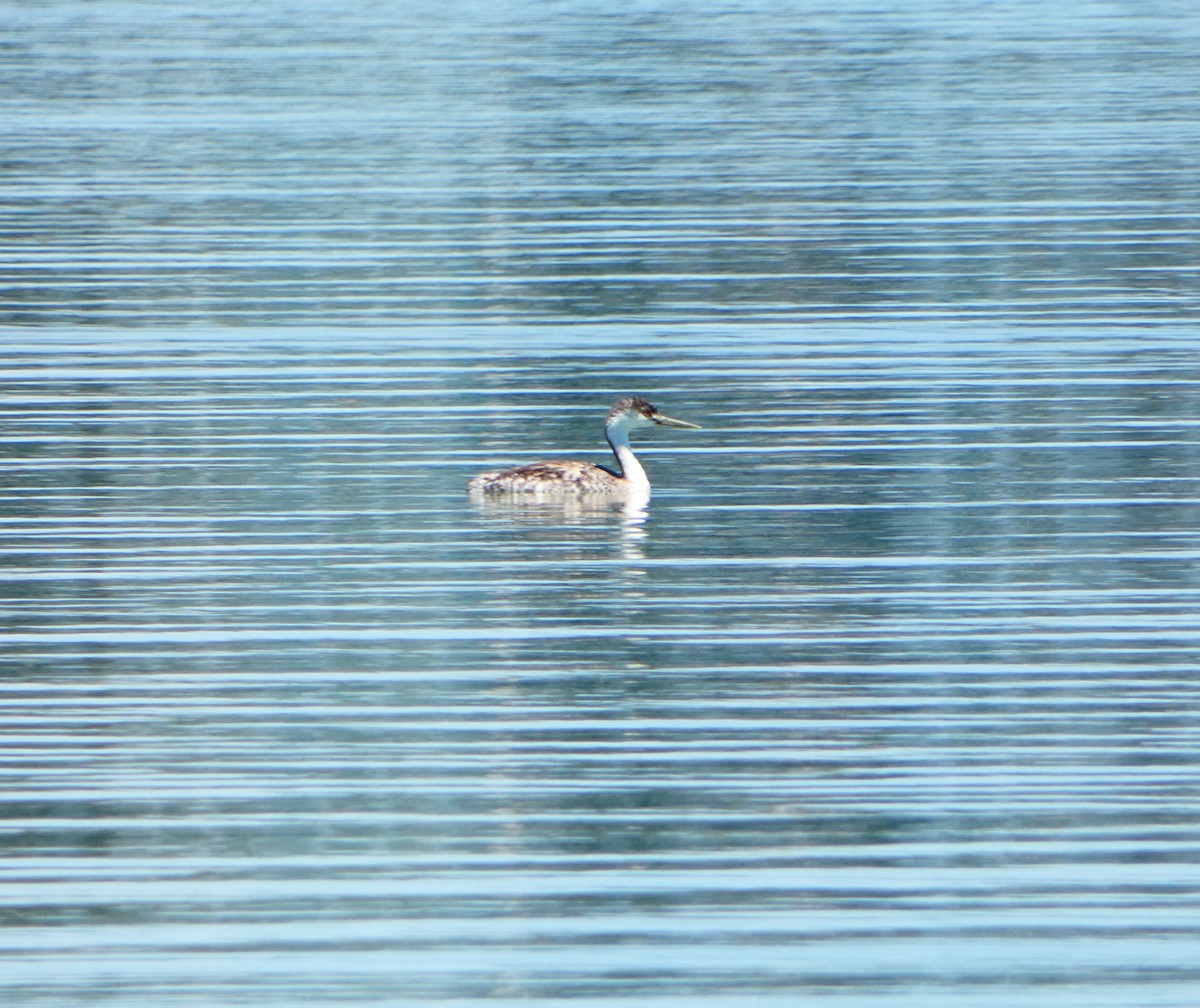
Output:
(3, 327), (1200, 1007)
(3, 1), (1200, 1007)
(3, 1), (1198, 326)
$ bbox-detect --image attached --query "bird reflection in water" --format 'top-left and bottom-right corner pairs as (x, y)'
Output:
(468, 492), (650, 562)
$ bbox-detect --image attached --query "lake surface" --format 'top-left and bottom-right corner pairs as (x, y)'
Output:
(3, 3), (1200, 1007)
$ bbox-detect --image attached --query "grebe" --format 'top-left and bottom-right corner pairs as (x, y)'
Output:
(467, 395), (700, 499)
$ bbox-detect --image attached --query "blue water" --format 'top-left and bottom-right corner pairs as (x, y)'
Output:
(3, 3), (1200, 1006)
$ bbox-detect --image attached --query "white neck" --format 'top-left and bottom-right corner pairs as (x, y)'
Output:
(607, 423), (651, 498)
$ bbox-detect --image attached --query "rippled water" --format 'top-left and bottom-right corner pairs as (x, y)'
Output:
(6, 0), (1200, 327)
(4, 2), (1200, 1007)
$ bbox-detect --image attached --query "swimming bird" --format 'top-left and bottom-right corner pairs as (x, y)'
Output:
(467, 395), (700, 499)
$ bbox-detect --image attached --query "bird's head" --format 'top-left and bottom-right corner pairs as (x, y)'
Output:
(605, 395), (701, 434)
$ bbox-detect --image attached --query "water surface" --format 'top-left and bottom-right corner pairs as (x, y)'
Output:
(3, 2), (1200, 1006)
